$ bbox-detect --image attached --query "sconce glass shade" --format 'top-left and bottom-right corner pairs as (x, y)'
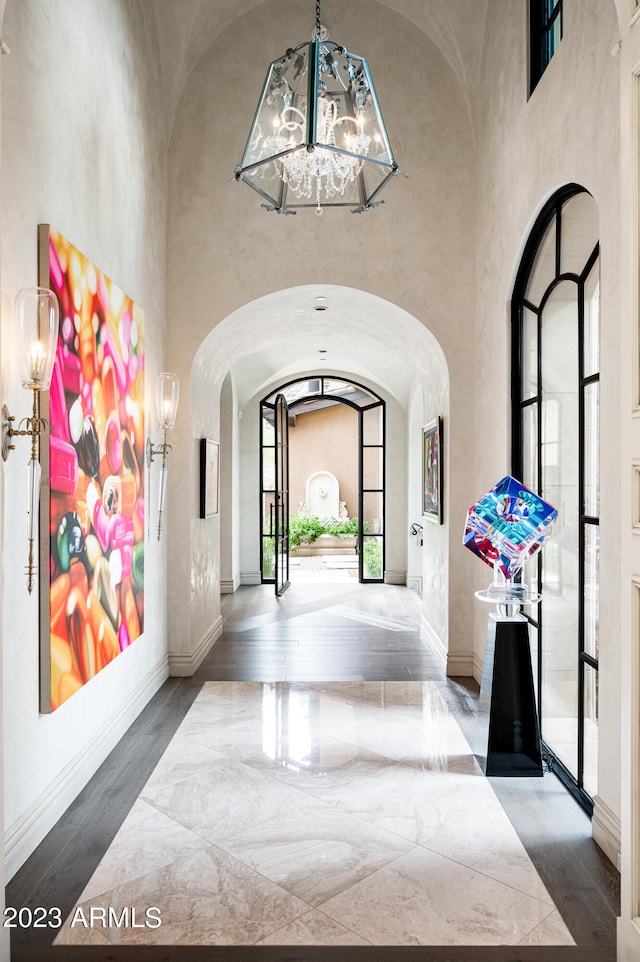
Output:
(14, 287), (59, 391)
(156, 373), (180, 430)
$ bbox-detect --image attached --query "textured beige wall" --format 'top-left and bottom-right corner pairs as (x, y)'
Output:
(288, 404), (359, 519)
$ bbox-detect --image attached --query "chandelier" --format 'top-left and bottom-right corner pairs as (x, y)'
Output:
(233, 2), (401, 214)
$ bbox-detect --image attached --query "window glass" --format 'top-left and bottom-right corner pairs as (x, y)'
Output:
(530, 0), (563, 93)
(525, 217), (555, 307)
(560, 191), (599, 278)
(521, 308), (538, 400)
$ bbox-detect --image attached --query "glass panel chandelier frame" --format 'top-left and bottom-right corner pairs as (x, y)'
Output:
(234, 33), (400, 214)
(512, 184), (600, 815)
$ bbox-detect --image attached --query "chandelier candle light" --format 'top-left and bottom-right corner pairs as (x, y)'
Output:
(233, 0), (401, 214)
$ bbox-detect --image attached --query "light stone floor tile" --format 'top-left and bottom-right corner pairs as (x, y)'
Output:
(54, 923), (112, 946)
(518, 909), (575, 945)
(220, 804), (414, 905)
(319, 845), (558, 945)
(256, 909), (372, 945)
(56, 680), (576, 947)
(78, 799), (211, 901)
(140, 758), (317, 846)
(141, 736), (227, 791)
(59, 846), (311, 946)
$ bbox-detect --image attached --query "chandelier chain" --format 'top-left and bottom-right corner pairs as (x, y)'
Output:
(315, 0), (321, 40)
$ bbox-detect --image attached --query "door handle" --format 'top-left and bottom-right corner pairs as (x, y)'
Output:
(269, 502), (274, 537)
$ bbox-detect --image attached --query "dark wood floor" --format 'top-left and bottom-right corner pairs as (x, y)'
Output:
(6, 584), (619, 962)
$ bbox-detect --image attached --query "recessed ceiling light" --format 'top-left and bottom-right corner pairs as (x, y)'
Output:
(314, 296), (328, 312)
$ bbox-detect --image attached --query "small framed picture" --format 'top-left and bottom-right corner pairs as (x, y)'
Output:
(199, 439), (219, 518)
(422, 417), (443, 524)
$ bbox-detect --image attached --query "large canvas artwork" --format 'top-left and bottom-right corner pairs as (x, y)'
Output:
(40, 226), (145, 712)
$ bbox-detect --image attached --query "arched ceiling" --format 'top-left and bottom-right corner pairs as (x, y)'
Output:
(150, 0), (489, 139)
(191, 285), (448, 411)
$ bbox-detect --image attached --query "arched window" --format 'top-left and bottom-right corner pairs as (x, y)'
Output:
(512, 186), (599, 812)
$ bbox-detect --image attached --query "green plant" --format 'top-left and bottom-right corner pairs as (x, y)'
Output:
(324, 516), (359, 538)
(288, 513), (360, 548)
(289, 514), (326, 548)
(363, 538), (383, 579)
(262, 536), (275, 578)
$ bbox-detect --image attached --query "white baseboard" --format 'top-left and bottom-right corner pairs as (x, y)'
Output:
(5, 655), (169, 882)
(168, 615), (223, 676)
(406, 576), (423, 594)
(220, 574), (240, 594)
(384, 570), (406, 585)
(420, 615), (447, 671)
(592, 794), (621, 870)
(446, 650), (475, 677)
(240, 570), (262, 586)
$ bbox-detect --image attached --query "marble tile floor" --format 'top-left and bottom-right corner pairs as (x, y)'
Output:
(54, 679), (576, 949)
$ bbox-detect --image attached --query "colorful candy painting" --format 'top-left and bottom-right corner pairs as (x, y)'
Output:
(462, 475), (557, 580)
(44, 227), (145, 711)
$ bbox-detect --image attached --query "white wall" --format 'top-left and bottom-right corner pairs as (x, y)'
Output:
(0, 0), (170, 876)
(474, 0), (621, 860)
(614, 0), (640, 955)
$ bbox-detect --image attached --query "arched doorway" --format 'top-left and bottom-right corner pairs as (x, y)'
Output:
(260, 376), (385, 585)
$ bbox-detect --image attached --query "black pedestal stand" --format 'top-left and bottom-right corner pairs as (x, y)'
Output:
(474, 612), (543, 777)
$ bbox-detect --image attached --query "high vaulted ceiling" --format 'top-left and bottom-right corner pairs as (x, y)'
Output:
(150, 0), (490, 139)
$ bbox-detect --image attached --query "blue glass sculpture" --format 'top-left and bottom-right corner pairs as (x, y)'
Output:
(463, 475), (558, 581)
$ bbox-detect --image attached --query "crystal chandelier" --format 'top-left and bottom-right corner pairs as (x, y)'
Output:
(233, 1), (401, 215)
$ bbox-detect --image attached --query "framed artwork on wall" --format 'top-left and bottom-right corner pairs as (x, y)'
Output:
(39, 225), (145, 713)
(422, 416), (443, 524)
(200, 438), (219, 518)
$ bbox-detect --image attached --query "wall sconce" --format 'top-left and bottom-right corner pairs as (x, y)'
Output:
(1, 287), (59, 593)
(146, 372), (180, 540)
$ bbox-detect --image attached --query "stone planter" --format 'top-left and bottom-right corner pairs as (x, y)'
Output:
(292, 534), (357, 557)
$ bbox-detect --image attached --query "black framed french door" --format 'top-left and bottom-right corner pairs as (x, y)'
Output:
(260, 376), (385, 585)
(274, 393), (290, 597)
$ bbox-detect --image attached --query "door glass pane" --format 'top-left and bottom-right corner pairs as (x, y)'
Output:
(521, 402), (538, 492)
(363, 492), (383, 534)
(583, 380), (599, 517)
(541, 604), (578, 777)
(560, 192), (598, 279)
(584, 523), (599, 660)
(524, 556), (540, 609)
(525, 216), (555, 307)
(521, 308), (538, 400)
(363, 447), (383, 489)
(362, 405), (383, 445)
(363, 536), (383, 579)
(540, 281), (579, 780)
(583, 258), (600, 378)
(262, 535), (275, 580)
(262, 410), (275, 444)
(582, 661), (599, 798)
